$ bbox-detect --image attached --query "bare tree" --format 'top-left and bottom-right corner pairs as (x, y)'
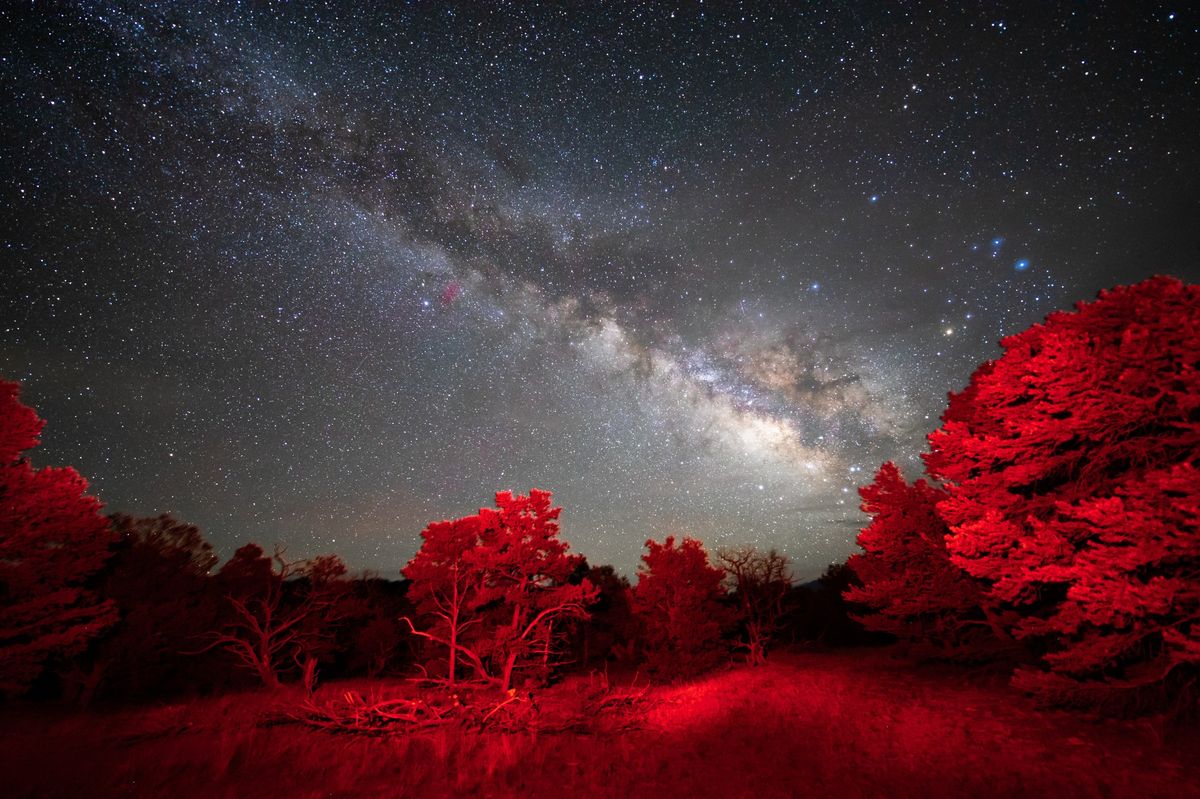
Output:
(200, 546), (350, 690)
(718, 546), (792, 666)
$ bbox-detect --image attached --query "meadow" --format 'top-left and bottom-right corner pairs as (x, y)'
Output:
(5, 648), (1195, 799)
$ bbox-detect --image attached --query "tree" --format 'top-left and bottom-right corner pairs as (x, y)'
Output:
(403, 489), (597, 692)
(205, 545), (351, 690)
(785, 561), (870, 646)
(65, 514), (218, 703)
(844, 463), (1004, 660)
(924, 276), (1200, 708)
(569, 563), (636, 667)
(632, 536), (733, 677)
(0, 379), (117, 697)
(717, 545), (792, 665)
(402, 514), (487, 690)
(343, 575), (412, 679)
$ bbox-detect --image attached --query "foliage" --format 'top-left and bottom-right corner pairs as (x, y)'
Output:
(569, 563), (636, 667)
(845, 462), (1005, 660)
(780, 562), (868, 646)
(402, 489), (597, 691)
(64, 514), (219, 703)
(632, 536), (733, 677)
(342, 577), (412, 679)
(0, 379), (117, 697)
(925, 276), (1200, 708)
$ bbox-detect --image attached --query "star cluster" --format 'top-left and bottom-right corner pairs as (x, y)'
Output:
(2, 2), (1197, 578)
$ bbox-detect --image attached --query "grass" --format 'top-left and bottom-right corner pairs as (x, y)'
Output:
(2, 648), (1195, 798)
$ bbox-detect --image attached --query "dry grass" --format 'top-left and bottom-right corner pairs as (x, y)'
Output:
(2, 649), (1195, 798)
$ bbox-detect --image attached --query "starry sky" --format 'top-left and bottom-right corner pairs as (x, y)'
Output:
(2, 2), (1197, 580)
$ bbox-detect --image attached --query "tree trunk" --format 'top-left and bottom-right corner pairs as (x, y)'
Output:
(448, 578), (460, 691)
(501, 652), (518, 693)
(257, 659), (280, 689)
(257, 639), (280, 688)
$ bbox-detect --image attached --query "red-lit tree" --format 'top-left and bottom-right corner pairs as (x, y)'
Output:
(0, 379), (117, 697)
(925, 276), (1200, 707)
(403, 489), (597, 692)
(717, 545), (792, 666)
(844, 462), (1004, 660)
(402, 513), (488, 689)
(632, 536), (733, 677)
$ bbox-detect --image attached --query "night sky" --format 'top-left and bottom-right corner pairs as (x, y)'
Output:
(2, 2), (1197, 579)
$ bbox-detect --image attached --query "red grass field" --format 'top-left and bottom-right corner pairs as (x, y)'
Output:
(3, 648), (1195, 798)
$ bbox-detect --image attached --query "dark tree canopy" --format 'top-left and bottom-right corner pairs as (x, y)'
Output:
(207, 544), (353, 690)
(71, 514), (220, 702)
(924, 276), (1200, 706)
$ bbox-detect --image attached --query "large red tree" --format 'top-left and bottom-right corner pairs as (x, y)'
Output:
(632, 536), (733, 677)
(0, 380), (116, 696)
(925, 276), (1200, 706)
(403, 489), (597, 692)
(844, 462), (1003, 660)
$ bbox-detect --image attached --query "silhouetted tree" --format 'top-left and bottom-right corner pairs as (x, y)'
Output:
(65, 514), (218, 703)
(718, 545), (792, 665)
(925, 276), (1200, 709)
(0, 379), (116, 697)
(782, 562), (873, 646)
(567, 563), (636, 668)
(204, 545), (351, 690)
(632, 536), (733, 677)
(343, 576), (411, 679)
(844, 463), (1004, 660)
(403, 489), (597, 692)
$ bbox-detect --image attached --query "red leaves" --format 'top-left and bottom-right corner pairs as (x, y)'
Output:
(402, 489), (597, 691)
(0, 379), (116, 695)
(922, 276), (1200, 706)
(632, 536), (733, 676)
(0, 381), (42, 463)
(845, 463), (1001, 659)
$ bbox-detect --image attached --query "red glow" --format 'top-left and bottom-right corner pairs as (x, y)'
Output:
(440, 279), (462, 307)
(2, 278), (1198, 795)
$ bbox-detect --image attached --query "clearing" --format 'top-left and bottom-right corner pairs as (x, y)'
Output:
(3, 648), (1195, 798)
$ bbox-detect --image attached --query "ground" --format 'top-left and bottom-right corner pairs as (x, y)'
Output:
(2, 648), (1195, 798)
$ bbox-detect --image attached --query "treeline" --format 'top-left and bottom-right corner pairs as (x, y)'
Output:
(846, 277), (1200, 716)
(0, 381), (868, 705)
(2, 276), (1197, 717)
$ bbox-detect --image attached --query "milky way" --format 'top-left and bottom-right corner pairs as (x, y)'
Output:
(2, 3), (1197, 578)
